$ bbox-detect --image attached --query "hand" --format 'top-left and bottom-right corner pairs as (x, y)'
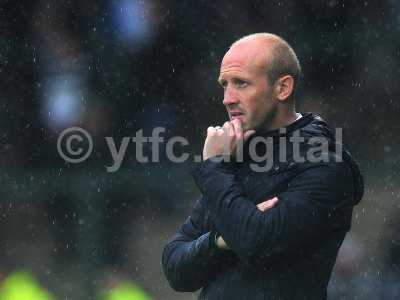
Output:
(257, 196), (279, 212)
(216, 196), (279, 250)
(203, 119), (255, 161)
(216, 235), (230, 250)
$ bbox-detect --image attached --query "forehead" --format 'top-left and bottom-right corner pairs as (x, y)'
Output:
(220, 41), (269, 76)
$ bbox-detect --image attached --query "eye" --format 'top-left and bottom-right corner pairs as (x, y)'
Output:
(219, 79), (227, 89)
(233, 78), (248, 88)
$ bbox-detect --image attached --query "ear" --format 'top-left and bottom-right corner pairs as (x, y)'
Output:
(274, 75), (294, 101)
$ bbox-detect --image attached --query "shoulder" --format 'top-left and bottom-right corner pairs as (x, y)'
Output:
(287, 155), (355, 206)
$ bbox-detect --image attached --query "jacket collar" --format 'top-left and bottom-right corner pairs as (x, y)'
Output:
(253, 112), (315, 139)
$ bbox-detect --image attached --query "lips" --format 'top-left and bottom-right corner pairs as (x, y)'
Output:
(229, 110), (244, 121)
(229, 111), (244, 117)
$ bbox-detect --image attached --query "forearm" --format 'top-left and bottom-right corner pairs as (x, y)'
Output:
(191, 159), (269, 261)
(192, 159), (351, 265)
(162, 230), (226, 292)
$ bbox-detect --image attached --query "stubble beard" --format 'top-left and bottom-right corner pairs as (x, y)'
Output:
(252, 104), (278, 132)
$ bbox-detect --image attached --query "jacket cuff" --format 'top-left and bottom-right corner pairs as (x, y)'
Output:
(197, 231), (225, 258)
(208, 230), (220, 251)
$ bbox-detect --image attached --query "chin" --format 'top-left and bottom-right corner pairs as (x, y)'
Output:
(242, 123), (253, 131)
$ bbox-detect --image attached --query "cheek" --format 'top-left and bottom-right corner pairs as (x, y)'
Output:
(247, 92), (268, 113)
(248, 93), (274, 122)
(242, 90), (261, 109)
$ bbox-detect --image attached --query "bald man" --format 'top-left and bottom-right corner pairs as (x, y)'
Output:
(162, 33), (364, 299)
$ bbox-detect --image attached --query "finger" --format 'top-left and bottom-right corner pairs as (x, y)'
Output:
(257, 197), (278, 212)
(216, 127), (225, 136)
(258, 201), (274, 212)
(264, 197), (278, 208)
(231, 118), (243, 140)
(210, 125), (224, 136)
(257, 201), (273, 212)
(223, 121), (235, 138)
(243, 129), (256, 142)
(217, 236), (230, 250)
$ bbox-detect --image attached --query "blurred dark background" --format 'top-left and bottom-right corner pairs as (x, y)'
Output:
(0, 0), (399, 299)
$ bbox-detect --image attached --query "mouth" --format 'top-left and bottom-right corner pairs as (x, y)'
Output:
(229, 111), (245, 121)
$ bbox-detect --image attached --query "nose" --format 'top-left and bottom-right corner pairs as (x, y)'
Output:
(222, 86), (239, 106)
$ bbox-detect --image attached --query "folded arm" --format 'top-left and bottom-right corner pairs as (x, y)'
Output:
(162, 198), (227, 292)
(192, 159), (355, 265)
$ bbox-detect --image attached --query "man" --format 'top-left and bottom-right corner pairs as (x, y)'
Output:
(162, 33), (364, 299)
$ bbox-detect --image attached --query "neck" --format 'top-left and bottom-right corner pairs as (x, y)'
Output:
(263, 109), (299, 132)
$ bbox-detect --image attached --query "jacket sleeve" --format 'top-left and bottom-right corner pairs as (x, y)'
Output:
(191, 158), (355, 266)
(162, 197), (227, 292)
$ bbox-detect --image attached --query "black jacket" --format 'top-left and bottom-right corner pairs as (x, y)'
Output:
(162, 113), (364, 299)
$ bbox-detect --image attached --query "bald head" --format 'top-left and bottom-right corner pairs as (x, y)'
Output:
(218, 33), (301, 131)
(229, 33), (302, 97)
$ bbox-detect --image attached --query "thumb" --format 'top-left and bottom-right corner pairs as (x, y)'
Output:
(243, 129), (256, 142)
